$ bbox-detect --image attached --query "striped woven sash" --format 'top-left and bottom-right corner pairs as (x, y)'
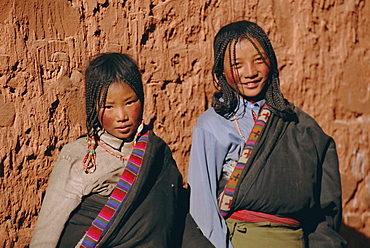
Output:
(80, 131), (149, 248)
(218, 104), (271, 217)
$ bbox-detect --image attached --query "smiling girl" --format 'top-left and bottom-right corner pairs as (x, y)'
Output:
(188, 21), (346, 248)
(30, 53), (191, 247)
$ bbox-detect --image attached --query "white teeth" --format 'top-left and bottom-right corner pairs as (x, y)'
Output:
(244, 81), (258, 86)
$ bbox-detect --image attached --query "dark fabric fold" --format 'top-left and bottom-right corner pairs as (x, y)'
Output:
(58, 130), (213, 248)
(229, 107), (347, 247)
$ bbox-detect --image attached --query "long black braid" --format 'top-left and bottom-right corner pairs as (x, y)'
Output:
(212, 20), (296, 121)
(85, 53), (144, 136)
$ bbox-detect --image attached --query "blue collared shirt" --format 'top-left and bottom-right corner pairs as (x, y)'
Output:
(188, 98), (265, 248)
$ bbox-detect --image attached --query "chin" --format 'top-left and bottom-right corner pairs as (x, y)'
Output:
(241, 88), (267, 101)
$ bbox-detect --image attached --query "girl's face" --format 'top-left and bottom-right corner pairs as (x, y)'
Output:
(98, 82), (142, 141)
(223, 37), (271, 100)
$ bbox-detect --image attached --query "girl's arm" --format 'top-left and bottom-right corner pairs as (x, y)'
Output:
(188, 126), (232, 248)
(30, 148), (84, 248)
(307, 139), (347, 247)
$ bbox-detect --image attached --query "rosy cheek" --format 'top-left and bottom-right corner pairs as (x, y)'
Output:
(102, 115), (113, 123)
(224, 69), (237, 86)
(262, 64), (270, 72)
(131, 103), (143, 120)
(262, 67), (270, 78)
(262, 61), (271, 74)
(99, 111), (113, 128)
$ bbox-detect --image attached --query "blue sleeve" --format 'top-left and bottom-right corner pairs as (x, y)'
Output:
(188, 125), (233, 248)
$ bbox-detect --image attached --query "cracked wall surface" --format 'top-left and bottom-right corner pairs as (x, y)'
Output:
(0, 0), (369, 247)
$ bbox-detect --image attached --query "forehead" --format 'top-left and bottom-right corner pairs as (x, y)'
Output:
(107, 81), (135, 94)
(100, 81), (136, 102)
(224, 37), (265, 57)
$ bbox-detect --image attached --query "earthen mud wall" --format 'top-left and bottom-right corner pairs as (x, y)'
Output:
(0, 0), (369, 247)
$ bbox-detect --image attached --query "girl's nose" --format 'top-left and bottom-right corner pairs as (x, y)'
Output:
(242, 63), (258, 78)
(116, 108), (128, 121)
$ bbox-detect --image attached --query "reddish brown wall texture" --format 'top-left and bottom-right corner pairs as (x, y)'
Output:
(0, 0), (368, 247)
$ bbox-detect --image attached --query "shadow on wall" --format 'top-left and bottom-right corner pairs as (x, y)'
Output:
(340, 223), (370, 248)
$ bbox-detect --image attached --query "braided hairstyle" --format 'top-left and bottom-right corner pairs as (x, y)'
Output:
(85, 53), (144, 135)
(212, 20), (295, 120)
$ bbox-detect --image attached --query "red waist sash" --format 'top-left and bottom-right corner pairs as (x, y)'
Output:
(229, 210), (300, 227)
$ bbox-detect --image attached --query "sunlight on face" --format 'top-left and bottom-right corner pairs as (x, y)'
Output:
(98, 82), (142, 141)
(223, 37), (271, 101)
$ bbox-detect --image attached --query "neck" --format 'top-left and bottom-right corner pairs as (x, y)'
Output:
(242, 95), (265, 103)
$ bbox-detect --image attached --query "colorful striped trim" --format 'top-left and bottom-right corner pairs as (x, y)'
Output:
(80, 131), (149, 248)
(218, 104), (271, 217)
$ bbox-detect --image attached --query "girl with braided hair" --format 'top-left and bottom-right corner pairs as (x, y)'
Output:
(30, 53), (212, 248)
(188, 21), (346, 247)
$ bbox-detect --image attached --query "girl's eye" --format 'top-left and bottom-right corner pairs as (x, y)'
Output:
(104, 105), (113, 109)
(255, 57), (264, 63)
(232, 63), (241, 69)
(126, 99), (139, 106)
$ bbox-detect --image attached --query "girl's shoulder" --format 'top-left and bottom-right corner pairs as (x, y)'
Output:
(194, 108), (240, 146)
(196, 107), (229, 129)
(146, 130), (165, 147)
(290, 106), (332, 140)
(292, 106), (322, 129)
(58, 136), (88, 161)
(146, 130), (174, 155)
(49, 137), (89, 183)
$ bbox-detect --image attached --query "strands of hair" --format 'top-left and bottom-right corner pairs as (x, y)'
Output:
(85, 53), (144, 135)
(212, 20), (296, 121)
